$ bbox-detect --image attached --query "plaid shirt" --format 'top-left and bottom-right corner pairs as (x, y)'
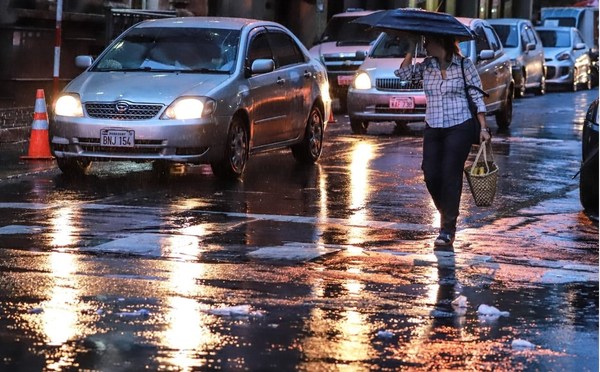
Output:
(395, 54), (486, 128)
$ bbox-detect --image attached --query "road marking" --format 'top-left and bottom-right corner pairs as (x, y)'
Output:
(0, 202), (432, 232)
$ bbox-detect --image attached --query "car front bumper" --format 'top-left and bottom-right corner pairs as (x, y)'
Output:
(50, 115), (229, 164)
(347, 88), (427, 123)
(544, 61), (575, 85)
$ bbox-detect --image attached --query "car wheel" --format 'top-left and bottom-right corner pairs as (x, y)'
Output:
(337, 94), (348, 114)
(210, 116), (248, 180)
(393, 121), (409, 134)
(580, 157), (599, 213)
(291, 105), (324, 163)
(56, 158), (92, 176)
(495, 89), (513, 129)
(350, 119), (368, 134)
(515, 70), (526, 98)
(585, 74), (593, 90)
(535, 76), (546, 96)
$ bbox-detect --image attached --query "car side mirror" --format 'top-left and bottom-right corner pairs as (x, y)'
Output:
(75, 55), (93, 68)
(251, 58), (275, 74)
(574, 43), (587, 50)
(525, 43), (535, 51)
(478, 50), (494, 60)
(356, 50), (367, 60)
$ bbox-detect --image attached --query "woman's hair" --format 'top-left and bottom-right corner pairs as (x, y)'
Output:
(427, 35), (462, 62)
(439, 36), (461, 62)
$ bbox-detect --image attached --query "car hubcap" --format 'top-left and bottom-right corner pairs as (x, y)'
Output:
(230, 124), (247, 172)
(308, 110), (323, 156)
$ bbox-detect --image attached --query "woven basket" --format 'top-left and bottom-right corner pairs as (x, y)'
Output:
(464, 141), (499, 207)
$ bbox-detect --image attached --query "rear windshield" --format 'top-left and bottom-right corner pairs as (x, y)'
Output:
(93, 27), (241, 73)
(537, 30), (571, 48)
(491, 24), (519, 48)
(371, 33), (472, 60)
(370, 33), (426, 58)
(320, 16), (381, 46)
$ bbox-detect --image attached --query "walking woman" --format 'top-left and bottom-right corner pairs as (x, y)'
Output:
(395, 35), (491, 247)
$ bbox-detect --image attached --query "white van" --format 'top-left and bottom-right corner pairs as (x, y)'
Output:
(308, 9), (381, 111)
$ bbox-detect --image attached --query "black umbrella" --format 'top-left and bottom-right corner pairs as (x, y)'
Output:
(351, 8), (474, 41)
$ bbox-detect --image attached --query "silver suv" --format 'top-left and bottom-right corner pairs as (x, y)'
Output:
(488, 18), (546, 97)
(308, 9), (381, 111)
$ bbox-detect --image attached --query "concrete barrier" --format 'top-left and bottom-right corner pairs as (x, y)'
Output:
(0, 107), (34, 144)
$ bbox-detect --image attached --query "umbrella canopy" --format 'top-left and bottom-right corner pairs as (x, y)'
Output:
(352, 8), (474, 41)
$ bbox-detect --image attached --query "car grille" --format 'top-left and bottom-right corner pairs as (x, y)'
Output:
(85, 103), (163, 120)
(376, 78), (423, 91)
(323, 55), (363, 62)
(327, 65), (361, 72)
(375, 105), (427, 115)
(545, 66), (556, 78)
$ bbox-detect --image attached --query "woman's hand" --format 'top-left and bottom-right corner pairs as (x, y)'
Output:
(480, 127), (491, 143)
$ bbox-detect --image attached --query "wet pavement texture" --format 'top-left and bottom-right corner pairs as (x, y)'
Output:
(0, 90), (597, 371)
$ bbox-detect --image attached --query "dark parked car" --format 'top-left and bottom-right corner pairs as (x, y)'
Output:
(580, 98), (598, 215)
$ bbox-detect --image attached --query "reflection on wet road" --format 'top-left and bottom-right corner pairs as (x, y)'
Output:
(0, 90), (597, 370)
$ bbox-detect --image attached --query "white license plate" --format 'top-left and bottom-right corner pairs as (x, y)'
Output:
(100, 129), (135, 147)
(389, 96), (415, 109)
(337, 75), (354, 86)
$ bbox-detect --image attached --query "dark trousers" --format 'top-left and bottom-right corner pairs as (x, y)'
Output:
(422, 119), (474, 235)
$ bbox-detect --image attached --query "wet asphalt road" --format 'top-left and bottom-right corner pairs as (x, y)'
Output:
(0, 89), (598, 371)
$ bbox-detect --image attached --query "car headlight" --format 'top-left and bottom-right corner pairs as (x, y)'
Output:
(556, 52), (571, 61)
(162, 97), (216, 120)
(353, 72), (371, 90)
(54, 94), (83, 117)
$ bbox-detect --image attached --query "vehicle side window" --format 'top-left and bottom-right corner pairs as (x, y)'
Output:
(573, 30), (585, 45)
(483, 26), (501, 52)
(247, 32), (272, 67)
(520, 25), (532, 47)
(474, 26), (490, 53)
(525, 27), (539, 47)
(267, 31), (305, 68)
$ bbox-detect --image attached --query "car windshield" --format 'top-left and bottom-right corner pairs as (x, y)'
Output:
(93, 27), (241, 73)
(320, 16), (380, 45)
(370, 33), (428, 58)
(537, 30), (571, 48)
(492, 24), (519, 48)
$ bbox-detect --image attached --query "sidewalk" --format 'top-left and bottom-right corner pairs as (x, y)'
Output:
(0, 142), (56, 181)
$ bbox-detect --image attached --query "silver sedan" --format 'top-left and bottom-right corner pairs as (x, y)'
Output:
(51, 17), (331, 179)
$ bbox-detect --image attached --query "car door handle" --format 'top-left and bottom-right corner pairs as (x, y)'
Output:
(303, 71), (312, 78)
(277, 77), (285, 85)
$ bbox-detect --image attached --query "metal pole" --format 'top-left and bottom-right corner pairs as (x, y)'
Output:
(53, 0), (63, 99)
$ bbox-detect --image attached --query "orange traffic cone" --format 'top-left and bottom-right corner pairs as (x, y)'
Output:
(328, 109), (336, 124)
(21, 89), (53, 160)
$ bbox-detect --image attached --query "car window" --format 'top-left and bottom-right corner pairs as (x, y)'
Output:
(320, 15), (381, 45)
(538, 30), (571, 48)
(267, 31), (305, 67)
(247, 31), (273, 67)
(93, 27), (239, 73)
(524, 27), (539, 46)
(483, 26), (501, 51)
(573, 30), (585, 45)
(370, 33), (426, 58)
(474, 26), (491, 53)
(520, 25), (531, 46)
(492, 24), (519, 48)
